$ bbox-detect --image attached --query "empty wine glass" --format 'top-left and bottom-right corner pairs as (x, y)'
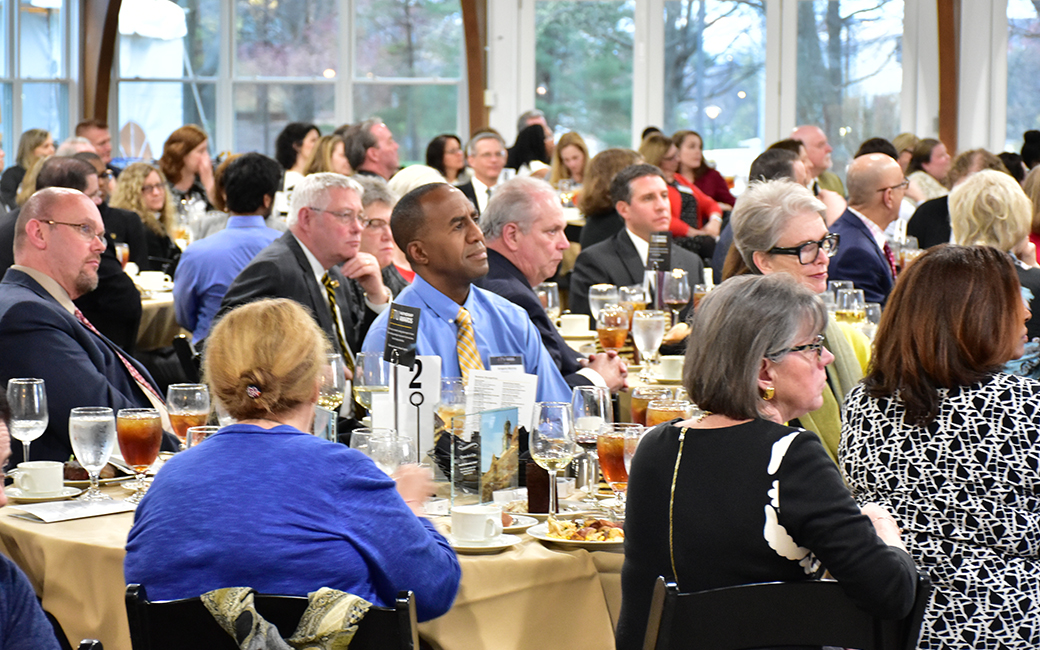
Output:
(186, 425), (220, 448)
(588, 284), (619, 324)
(597, 304), (630, 353)
(619, 284), (649, 330)
(318, 352), (347, 412)
(7, 378), (48, 463)
(631, 310), (669, 379)
(571, 386), (612, 505)
(166, 383), (210, 450)
(535, 282), (561, 322)
(351, 428), (410, 475)
(662, 269), (691, 327)
(69, 407), (116, 501)
(529, 402), (577, 520)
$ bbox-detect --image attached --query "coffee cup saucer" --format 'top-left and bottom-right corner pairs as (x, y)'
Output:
(446, 533), (521, 554)
(6, 486), (82, 503)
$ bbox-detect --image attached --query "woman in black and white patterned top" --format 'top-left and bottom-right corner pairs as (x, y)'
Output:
(841, 245), (1040, 649)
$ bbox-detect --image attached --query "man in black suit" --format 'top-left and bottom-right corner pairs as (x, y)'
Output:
(220, 172), (391, 364)
(570, 164), (705, 317)
(458, 132), (506, 215)
(475, 177), (627, 391)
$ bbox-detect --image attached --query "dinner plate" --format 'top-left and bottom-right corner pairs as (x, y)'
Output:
(447, 533), (522, 554)
(6, 486), (83, 503)
(64, 475), (132, 489)
(527, 522), (625, 550)
(503, 515), (538, 534)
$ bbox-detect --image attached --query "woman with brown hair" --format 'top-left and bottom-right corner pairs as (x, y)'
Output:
(578, 148), (642, 249)
(639, 133), (721, 244)
(110, 162), (181, 274)
(159, 124), (216, 212)
(125, 298), (460, 619)
(548, 131), (590, 188)
(841, 245), (1040, 649)
(906, 138), (951, 202)
(673, 129), (735, 209)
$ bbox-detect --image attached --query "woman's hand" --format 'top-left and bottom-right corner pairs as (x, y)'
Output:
(861, 503), (907, 552)
(393, 464), (435, 517)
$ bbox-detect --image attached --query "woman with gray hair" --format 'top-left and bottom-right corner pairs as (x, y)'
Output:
(353, 174), (411, 295)
(615, 273), (917, 650)
(729, 179), (867, 464)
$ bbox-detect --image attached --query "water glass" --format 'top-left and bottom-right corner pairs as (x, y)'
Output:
(828, 280), (855, 299)
(535, 282), (561, 322)
(166, 383), (209, 449)
(529, 402), (577, 519)
(597, 304), (629, 353)
(631, 310), (669, 376)
(7, 378), (48, 463)
(588, 284), (619, 324)
(69, 407), (116, 501)
(350, 428), (411, 475)
(572, 386), (612, 504)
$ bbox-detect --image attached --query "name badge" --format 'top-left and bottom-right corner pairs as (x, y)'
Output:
(489, 355), (523, 373)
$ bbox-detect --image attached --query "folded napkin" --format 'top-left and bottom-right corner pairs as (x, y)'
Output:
(202, 586), (372, 650)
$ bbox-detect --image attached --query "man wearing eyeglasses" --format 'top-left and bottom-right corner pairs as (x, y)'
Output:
(459, 132), (507, 215)
(0, 187), (179, 464)
(828, 153), (905, 306)
(220, 173), (391, 369)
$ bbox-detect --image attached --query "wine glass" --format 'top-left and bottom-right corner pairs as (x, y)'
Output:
(69, 407), (116, 501)
(828, 280), (855, 299)
(597, 304), (629, 353)
(630, 386), (673, 426)
(318, 352), (347, 411)
(623, 423), (646, 474)
(597, 423), (642, 518)
(835, 289), (867, 325)
(662, 269), (691, 327)
(116, 408), (162, 504)
(618, 284), (649, 332)
(166, 383), (210, 450)
(588, 284), (619, 324)
(529, 402), (577, 520)
(351, 428), (410, 475)
(646, 399), (693, 427)
(571, 386), (612, 506)
(7, 378), (48, 463)
(631, 310), (669, 379)
(354, 352), (389, 410)
(535, 282), (561, 322)
(186, 425), (219, 448)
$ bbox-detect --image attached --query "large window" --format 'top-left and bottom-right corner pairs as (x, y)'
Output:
(1008, 0), (1040, 148)
(115, 0), (465, 164)
(0, 0), (73, 164)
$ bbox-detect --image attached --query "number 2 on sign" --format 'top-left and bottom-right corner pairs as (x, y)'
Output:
(409, 358), (423, 389)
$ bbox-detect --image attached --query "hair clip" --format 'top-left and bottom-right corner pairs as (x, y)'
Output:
(246, 385), (262, 399)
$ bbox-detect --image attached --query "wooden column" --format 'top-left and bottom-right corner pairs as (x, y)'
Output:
(937, 0), (958, 152)
(461, 0), (487, 137)
(81, 0), (122, 121)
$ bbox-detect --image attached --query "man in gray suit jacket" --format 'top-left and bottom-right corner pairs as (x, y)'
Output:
(570, 164), (704, 319)
(220, 173), (391, 360)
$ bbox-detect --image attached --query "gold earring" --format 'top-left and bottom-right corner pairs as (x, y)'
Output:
(762, 386), (775, 401)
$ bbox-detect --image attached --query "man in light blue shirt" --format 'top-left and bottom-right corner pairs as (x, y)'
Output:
(361, 183), (571, 402)
(174, 153), (283, 343)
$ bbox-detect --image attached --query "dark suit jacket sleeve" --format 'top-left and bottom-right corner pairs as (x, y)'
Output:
(827, 242), (889, 305)
(568, 251), (603, 317)
(906, 197), (950, 250)
(219, 256), (300, 322)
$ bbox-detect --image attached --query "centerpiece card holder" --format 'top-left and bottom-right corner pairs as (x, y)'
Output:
(447, 407), (521, 507)
(647, 231), (671, 309)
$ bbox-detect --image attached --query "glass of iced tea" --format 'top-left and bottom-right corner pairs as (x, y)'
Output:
(630, 386), (672, 426)
(117, 408), (162, 504)
(597, 304), (629, 353)
(646, 399), (692, 427)
(597, 423), (642, 517)
(166, 383), (210, 450)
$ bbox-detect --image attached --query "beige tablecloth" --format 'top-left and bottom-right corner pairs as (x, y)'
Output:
(138, 293), (186, 351)
(0, 488), (623, 650)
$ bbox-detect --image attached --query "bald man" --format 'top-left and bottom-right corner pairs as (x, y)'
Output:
(828, 154), (906, 306)
(793, 125), (845, 196)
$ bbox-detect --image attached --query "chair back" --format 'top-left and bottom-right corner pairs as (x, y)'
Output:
(171, 335), (201, 383)
(125, 584), (418, 650)
(642, 573), (931, 650)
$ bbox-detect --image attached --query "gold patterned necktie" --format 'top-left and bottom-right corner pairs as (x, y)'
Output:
(456, 306), (484, 383)
(321, 272), (354, 371)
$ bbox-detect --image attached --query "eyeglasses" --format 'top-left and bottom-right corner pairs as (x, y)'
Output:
(41, 220), (106, 243)
(876, 178), (910, 193)
(768, 334), (826, 361)
(766, 233), (840, 265)
(475, 151), (506, 160)
(310, 207), (364, 224)
(363, 218), (390, 231)
(445, 148), (463, 155)
(141, 183), (165, 194)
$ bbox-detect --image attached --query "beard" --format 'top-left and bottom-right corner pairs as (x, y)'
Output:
(73, 266), (100, 298)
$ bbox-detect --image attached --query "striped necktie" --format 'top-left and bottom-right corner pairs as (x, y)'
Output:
(321, 272), (354, 371)
(456, 307), (484, 383)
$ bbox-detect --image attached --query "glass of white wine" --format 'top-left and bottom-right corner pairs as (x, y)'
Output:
(7, 378), (48, 463)
(354, 352), (389, 410)
(529, 402), (577, 520)
(835, 289), (867, 325)
(318, 352), (347, 412)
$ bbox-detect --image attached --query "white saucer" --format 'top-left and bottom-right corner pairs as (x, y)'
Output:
(447, 533), (521, 554)
(654, 376), (683, 385)
(503, 515), (538, 534)
(561, 330), (597, 340)
(6, 486), (83, 503)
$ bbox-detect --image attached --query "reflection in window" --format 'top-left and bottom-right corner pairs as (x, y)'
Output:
(355, 0), (462, 78)
(118, 81), (215, 161)
(354, 84), (461, 164)
(235, 0), (338, 77)
(535, 1), (635, 150)
(234, 84), (335, 154)
(796, 0), (902, 180)
(664, 0), (766, 175)
(1008, 0), (1040, 147)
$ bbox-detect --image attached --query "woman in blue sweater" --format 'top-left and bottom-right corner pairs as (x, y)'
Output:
(124, 298), (460, 621)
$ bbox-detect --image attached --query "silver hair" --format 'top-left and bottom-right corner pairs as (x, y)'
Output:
(287, 173), (364, 227)
(479, 176), (557, 240)
(517, 109), (546, 135)
(352, 174), (398, 209)
(731, 179), (826, 273)
(466, 132), (506, 157)
(55, 137), (95, 157)
(684, 274), (827, 420)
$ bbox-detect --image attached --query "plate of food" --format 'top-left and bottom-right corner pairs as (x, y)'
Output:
(527, 518), (625, 550)
(62, 461), (133, 488)
(6, 486), (83, 503)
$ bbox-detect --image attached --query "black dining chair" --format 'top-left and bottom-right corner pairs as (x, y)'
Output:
(125, 584), (418, 650)
(642, 572), (931, 650)
(171, 335), (201, 383)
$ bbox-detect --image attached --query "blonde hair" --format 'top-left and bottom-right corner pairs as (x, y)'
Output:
(16, 129), (50, 170)
(1023, 164), (1040, 237)
(949, 169), (1032, 252)
(110, 162), (177, 237)
(204, 299), (328, 420)
(549, 132), (590, 186)
(638, 133), (673, 168)
(15, 156), (50, 207)
(304, 135), (349, 175)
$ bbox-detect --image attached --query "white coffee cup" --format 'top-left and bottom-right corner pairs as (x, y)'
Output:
(658, 355), (685, 380)
(451, 504), (504, 543)
(14, 461), (64, 496)
(559, 314), (590, 336)
(137, 271), (168, 291)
